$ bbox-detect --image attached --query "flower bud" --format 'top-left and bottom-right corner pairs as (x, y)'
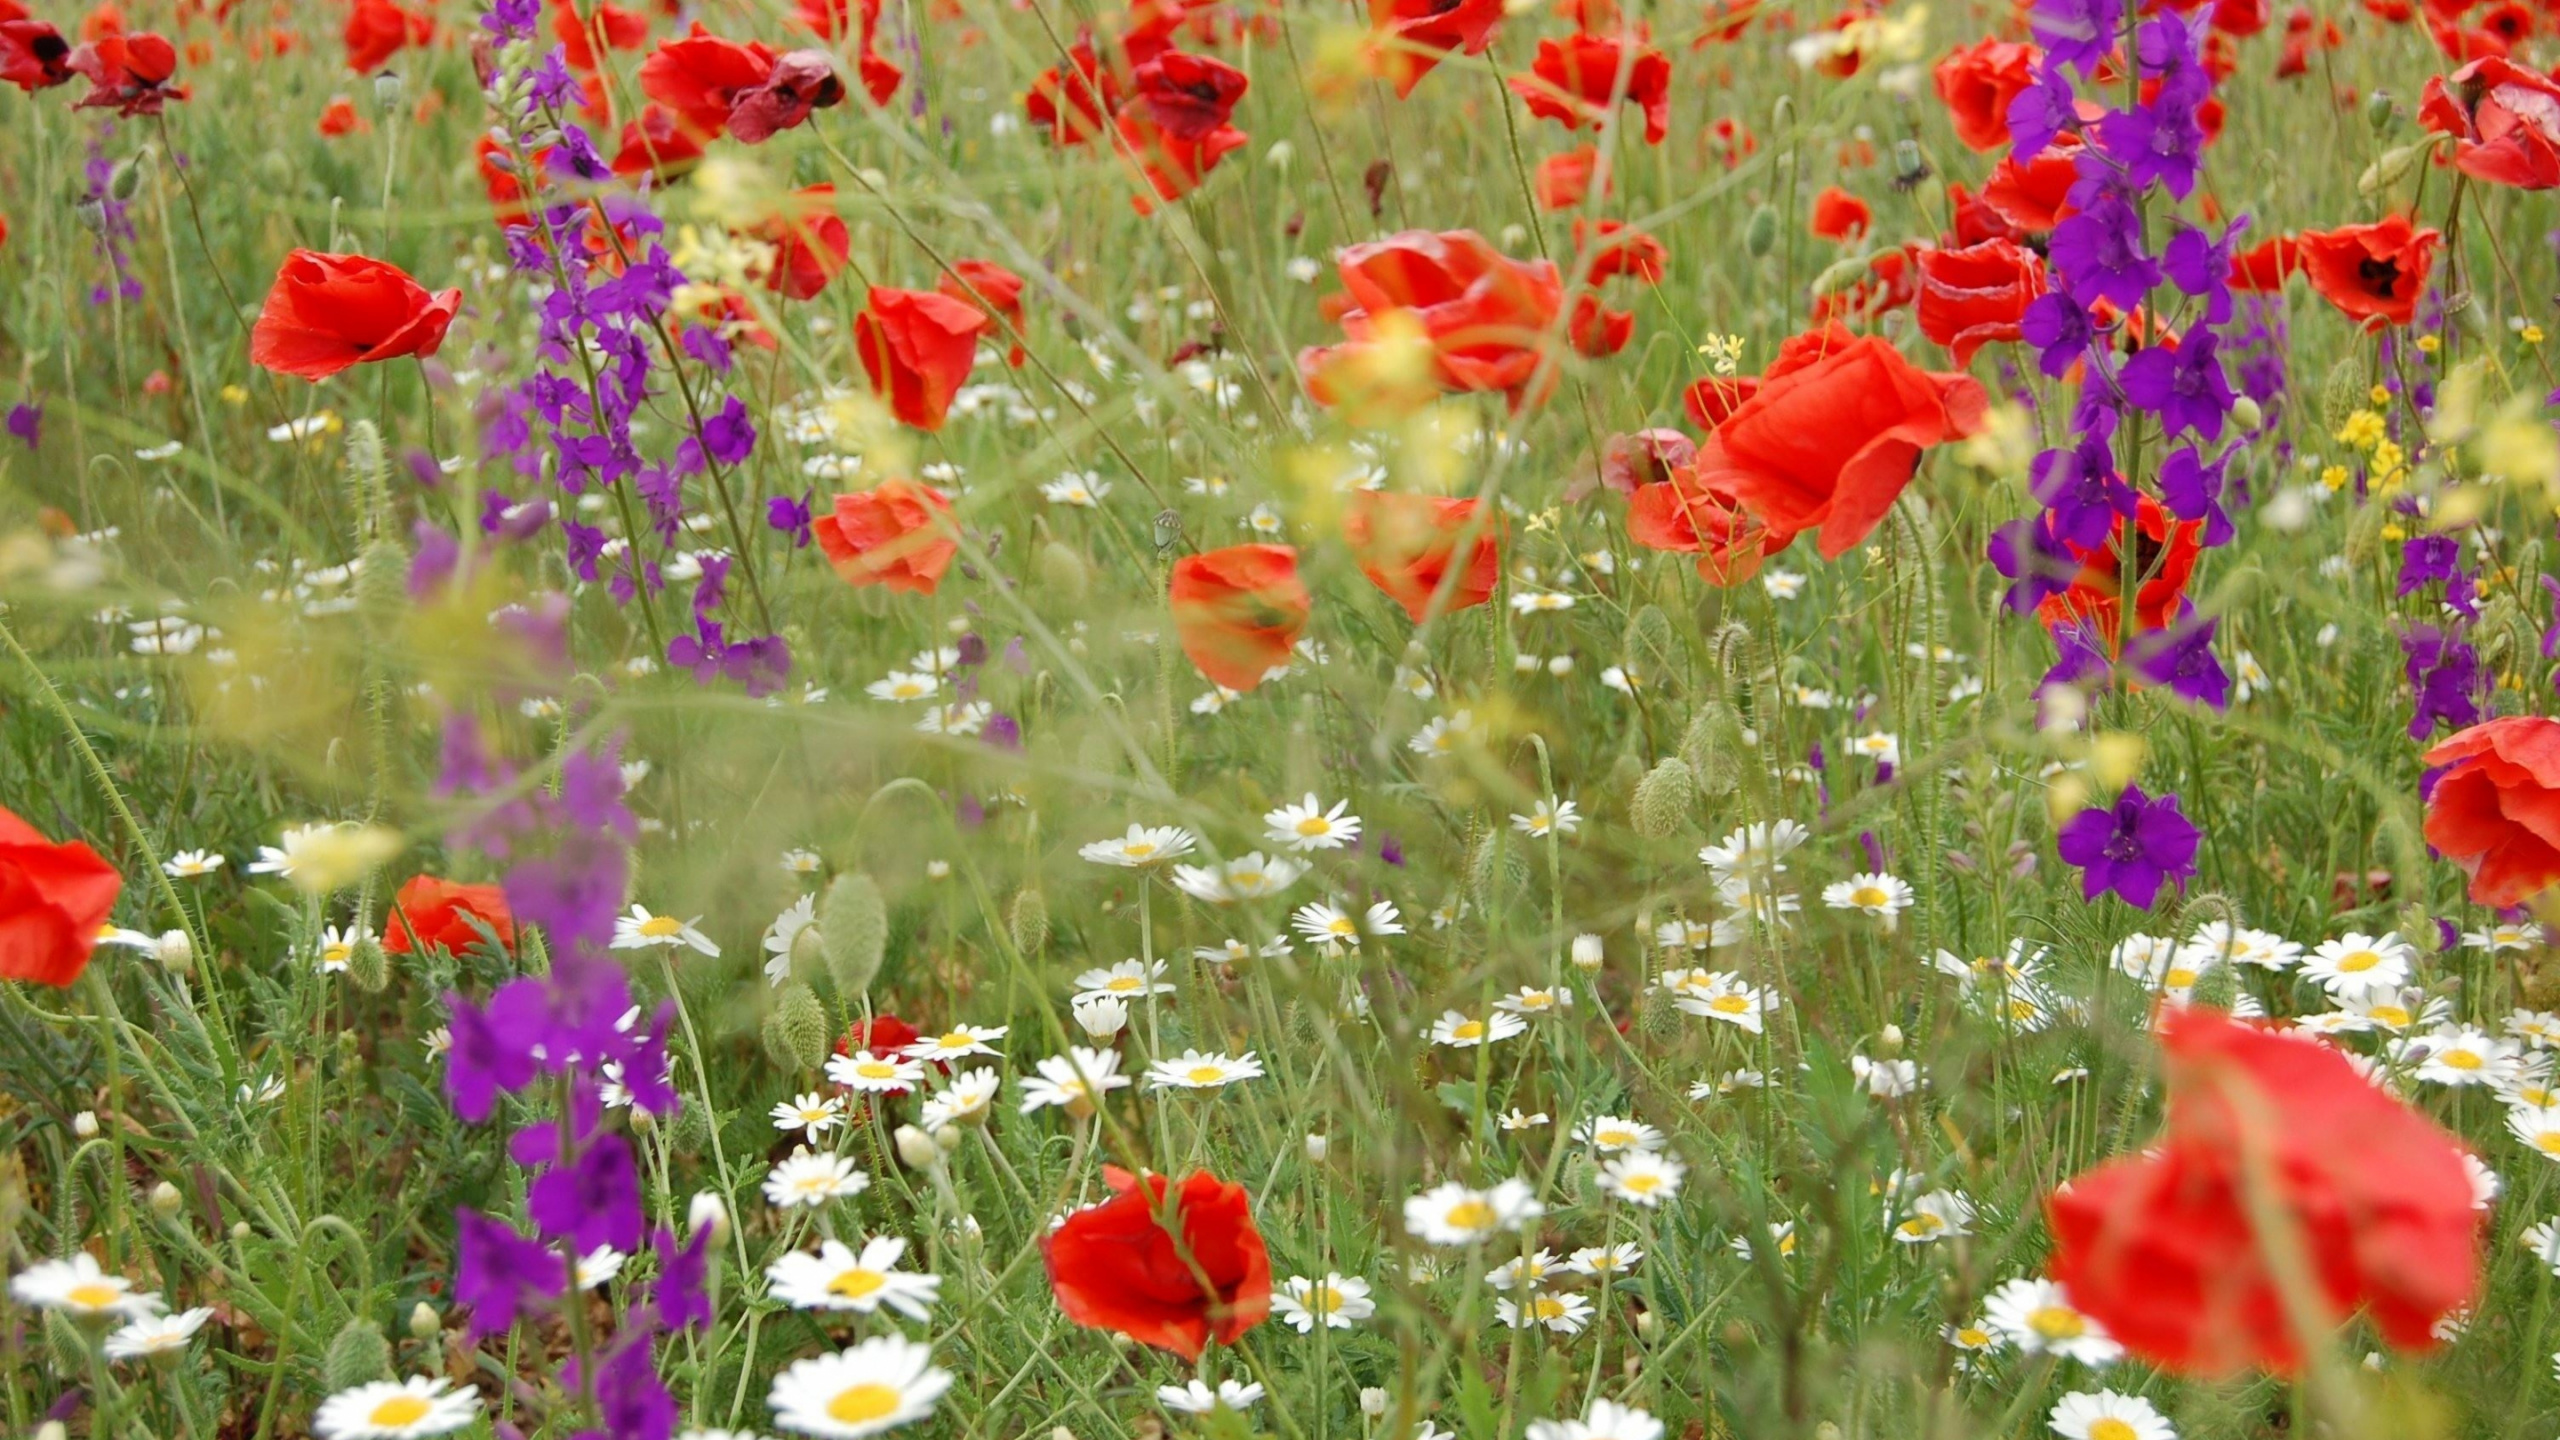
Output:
(373, 69), (404, 110)
(408, 1302), (442, 1340)
(894, 1124), (942, 1171)
(1571, 933), (1605, 970)
(2364, 89), (2395, 132)
(154, 929), (194, 975)
(108, 155), (146, 203)
(322, 1318), (391, 1392)
(37, 1423), (68, 1440)
(148, 1181), (183, 1219)
(230, 1221), (252, 1241)
(688, 1191), (731, 1245)
(1303, 1133), (1328, 1162)
(2230, 395), (2264, 433)
(1878, 1023), (1905, 1053)
(1360, 1389), (1390, 1418)
(347, 934), (390, 992)
(73, 1110), (98, 1139)
(1072, 994), (1128, 1040)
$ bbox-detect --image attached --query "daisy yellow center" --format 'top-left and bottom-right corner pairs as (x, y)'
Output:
(368, 1396), (434, 1427)
(2536, 1133), (2560, 1154)
(1954, 1326), (1990, 1347)
(1777, 1233), (1797, 1255)
(2087, 1420), (2138, 1440)
(638, 916), (683, 938)
(1851, 887), (1888, 907)
(1123, 843), (1157, 859)
(799, 1107), (832, 1122)
(2443, 1049), (2484, 1070)
(1531, 1296), (1568, 1319)
(1312, 1285), (1342, 1313)
(1187, 1064), (1228, 1084)
(324, 944), (352, 964)
(938, 1032), (972, 1048)
(2163, 968), (2197, 988)
(827, 1268), (886, 1299)
(2026, 1305), (2086, 1340)
(856, 1060), (899, 1080)
(827, 1383), (904, 1425)
(1596, 1129), (1634, 1147)
(795, 1175), (836, 1195)
(2337, 950), (2380, 973)
(1444, 1199), (1496, 1231)
(1232, 870), (1263, 887)
(1106, 977), (1143, 992)
(1519, 991), (1554, 1009)
(1708, 995), (1751, 1015)
(894, 682), (923, 698)
(1328, 918), (1358, 936)
(64, 1283), (122, 1309)
(1295, 816), (1331, 836)
(1451, 1021), (1485, 1041)
(2371, 1006), (2412, 1027)
(1901, 1214), (1945, 1235)
(1620, 1173), (1662, 1194)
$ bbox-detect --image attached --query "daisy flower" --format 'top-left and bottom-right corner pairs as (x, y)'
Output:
(1661, 969), (1779, 1031)
(312, 1377), (481, 1439)
(763, 895), (819, 985)
(1408, 711), (1478, 756)
(314, 924), (370, 974)
(1847, 732), (1901, 766)
(919, 1069), (1001, 1132)
(1890, 1190), (1976, 1244)
(1984, 1277), (2122, 1365)
(1596, 1152), (1685, 1206)
(1510, 798), (1581, 838)
(2400, 1026), (2522, 1087)
(1510, 591), (1577, 613)
(1852, 1054), (1921, 1098)
(2469, 922), (2546, 953)
(575, 1246), (627, 1291)
(1496, 984), (1574, 1017)
(1404, 1178), (1543, 1246)
(1265, 793), (1362, 851)
(767, 1237), (942, 1320)
(1077, 823), (1196, 867)
(828, 1050), (927, 1093)
(866, 671), (940, 703)
(612, 906), (720, 956)
(781, 848), (824, 874)
(8, 1253), (162, 1320)
(1272, 1273), (1374, 1332)
(2047, 1390), (2175, 1440)
(2184, 922), (2302, 971)
(1499, 1109), (1551, 1131)
(1822, 872), (1913, 928)
(103, 1307), (216, 1363)
(1527, 1399), (1664, 1440)
(901, 1024), (1008, 1062)
(1428, 1009), (1526, 1048)
(766, 1335), (952, 1439)
(1146, 1049), (1266, 1090)
(1039, 472), (1110, 507)
(2302, 932), (2415, 995)
(1018, 1048), (1132, 1117)
(1158, 1379), (1266, 1414)
(1293, 899), (1404, 949)
(1563, 1244), (1643, 1277)
(1170, 852), (1309, 903)
(161, 849), (225, 879)
(1698, 820), (1811, 889)
(762, 1149), (873, 1210)
(1485, 1249), (1560, 1291)
(770, 1092), (846, 1144)
(1071, 995), (1129, 1039)
(1072, 959), (1174, 1002)
(1576, 1115), (1664, 1153)
(1496, 1291), (1595, 1334)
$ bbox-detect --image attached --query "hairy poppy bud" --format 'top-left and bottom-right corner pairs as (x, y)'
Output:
(764, 982), (830, 1071)
(1630, 757), (1695, 838)
(321, 1318), (391, 1391)
(1008, 887), (1050, 957)
(820, 872), (888, 998)
(1743, 203), (1779, 258)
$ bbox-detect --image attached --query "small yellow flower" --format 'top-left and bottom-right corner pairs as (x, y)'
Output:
(2523, 324), (2545, 346)
(219, 384), (248, 406)
(2319, 463), (2350, 491)
(2381, 523), (2407, 541)
(2335, 410), (2386, 451)
(2415, 334), (2442, 355)
(2369, 383), (2392, 406)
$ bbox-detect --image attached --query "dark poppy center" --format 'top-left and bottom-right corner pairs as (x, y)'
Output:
(2358, 256), (2402, 298)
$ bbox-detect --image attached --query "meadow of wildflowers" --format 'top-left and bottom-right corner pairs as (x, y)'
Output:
(1, 0), (2558, 1434)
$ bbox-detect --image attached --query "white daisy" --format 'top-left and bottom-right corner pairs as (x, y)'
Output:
(902, 1024), (1008, 1062)
(1984, 1277), (2121, 1365)
(771, 1092), (846, 1144)
(312, 1377), (480, 1438)
(1077, 823), (1197, 867)
(1265, 793), (1362, 851)
(1170, 851), (1309, 903)
(1146, 1049), (1266, 1090)
(919, 1069), (1001, 1132)
(763, 895), (819, 985)
(1510, 798), (1581, 838)
(103, 1306), (215, 1363)
(1157, 1378), (1266, 1414)
(762, 1149), (873, 1210)
(1889, 1190), (1976, 1244)
(161, 850), (225, 879)
(1428, 1009), (1526, 1048)
(767, 1237), (941, 1320)
(1496, 984), (1574, 1017)
(1271, 1273), (1374, 1332)
(1822, 872), (1913, 928)
(866, 671), (941, 703)
(1575, 1115), (1665, 1153)
(766, 1335), (951, 1439)
(827, 1049), (927, 1093)
(612, 905), (720, 956)
(1403, 1178), (1543, 1246)
(1562, 1243), (1643, 1277)
(1072, 959), (1174, 1002)
(1596, 1151), (1685, 1206)
(1526, 1399), (1663, 1440)
(1018, 1048), (1132, 1116)
(2302, 932), (2415, 995)
(1496, 1290), (1595, 1334)
(2047, 1390), (2175, 1440)
(8, 1253), (162, 1320)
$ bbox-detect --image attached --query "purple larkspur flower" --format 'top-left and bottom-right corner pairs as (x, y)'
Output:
(1990, 514), (2080, 613)
(2005, 62), (2080, 160)
(2161, 221), (2242, 325)
(2020, 291), (2099, 378)
(2031, 440), (2137, 551)
(2049, 197), (2162, 311)
(2128, 613), (2228, 709)
(2056, 782), (2200, 909)
(2096, 102), (2206, 200)
(5, 403), (39, 451)
(2402, 624), (2484, 739)
(530, 1131), (645, 1254)
(2119, 332), (2234, 442)
(2028, 0), (2116, 70)
(2157, 445), (2233, 547)
(454, 1208), (567, 1341)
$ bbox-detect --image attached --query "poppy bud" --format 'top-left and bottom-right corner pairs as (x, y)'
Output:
(764, 982), (830, 1070)
(322, 1318), (391, 1391)
(107, 155), (146, 203)
(2230, 395), (2264, 432)
(1008, 887), (1050, 957)
(373, 69), (403, 110)
(893, 1124), (942, 1171)
(1630, 757), (1696, 838)
(346, 934), (390, 992)
(2364, 88), (2394, 132)
(1035, 540), (1089, 602)
(73, 197), (105, 234)
(820, 872), (888, 998)
(1743, 203), (1778, 257)
(408, 1302), (441, 1340)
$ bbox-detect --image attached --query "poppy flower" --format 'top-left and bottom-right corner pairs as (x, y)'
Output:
(1507, 31), (1672, 145)
(1981, 132), (2083, 232)
(638, 25), (844, 144)
(1808, 186), (1871, 241)
(938, 259), (1028, 366)
(66, 29), (176, 115)
(759, 185), (851, 302)
(1932, 37), (2039, 151)
(791, 0), (901, 103)
(810, 482), (959, 594)
(1114, 102), (1249, 214)
(342, 0), (425, 74)
(2212, 0), (2273, 33)
(854, 287), (991, 431)
(2226, 233), (2300, 290)
(2049, 1007), (2482, 1375)
(0, 805), (121, 988)
(1044, 1166), (1272, 1362)
(1169, 544), (1309, 693)
(1130, 47), (1246, 139)
(1625, 466), (1775, 585)
(250, 250), (461, 382)
(2296, 215), (2439, 329)
(1943, 183), (2019, 246)
(610, 104), (707, 182)
(1534, 146), (1606, 209)
(384, 876), (516, 955)
(1596, 427), (1696, 497)
(1574, 219), (1664, 283)
(317, 94), (364, 136)
(2034, 495), (2202, 642)
(1915, 238), (2045, 365)
(1299, 229), (1609, 412)
(1368, 0), (1506, 96)
(2420, 716), (2560, 906)
(2419, 57), (2560, 189)
(549, 0), (645, 76)
(1684, 334), (1985, 558)
(1343, 490), (1502, 624)
(1025, 37), (1118, 145)
(0, 14), (72, 90)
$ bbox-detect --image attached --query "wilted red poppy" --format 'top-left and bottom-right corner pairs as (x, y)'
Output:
(384, 876), (516, 955)
(811, 481), (959, 594)
(2049, 1007), (2481, 1375)
(1626, 465), (1775, 585)
(1915, 239), (2044, 365)
(1025, 37), (1118, 145)
(938, 259), (1028, 366)
(638, 25), (844, 144)
(317, 94), (364, 136)
(342, 0), (424, 74)
(251, 250), (461, 382)
(0, 805), (121, 988)
(1933, 37), (2039, 151)
(2227, 233), (2301, 290)
(1130, 47), (1246, 138)
(1299, 229), (1609, 412)
(1596, 427), (1696, 497)
(854, 287), (992, 431)
(1343, 490), (1502, 623)
(2297, 215), (2439, 329)
(1045, 1167), (1273, 1362)
(1981, 132), (2082, 231)
(1574, 218), (1664, 283)
(1534, 146), (1606, 209)
(1170, 544), (1308, 693)
(1114, 102), (1248, 214)
(2421, 716), (2560, 906)
(759, 185), (851, 302)
(1508, 31), (1671, 144)
(1685, 334), (1985, 558)
(67, 29), (176, 114)
(1808, 186), (1871, 241)
(611, 104), (707, 182)
(1, 13), (72, 89)
(791, 0), (901, 103)
(2419, 58), (2560, 189)
(2035, 495), (2201, 640)
(1369, 0), (1505, 96)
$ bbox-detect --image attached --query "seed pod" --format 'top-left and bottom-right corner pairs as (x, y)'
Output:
(346, 933), (391, 993)
(1630, 757), (1696, 838)
(322, 1318), (392, 1391)
(1743, 204), (1779, 258)
(1637, 983), (1684, 1041)
(2363, 89), (2396, 133)
(821, 873), (889, 998)
(108, 154), (147, 203)
(1008, 886), (1050, 957)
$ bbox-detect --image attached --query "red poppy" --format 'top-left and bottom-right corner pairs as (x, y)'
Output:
(938, 259), (1028, 366)
(1933, 37), (2039, 152)
(2419, 57), (2560, 190)
(2226, 233), (2301, 290)
(1368, 0), (1503, 95)
(759, 185), (851, 301)
(638, 25), (845, 144)
(1944, 183), (2019, 246)
(1534, 146), (1606, 209)
(611, 104), (707, 182)
(2420, 717), (2560, 906)
(1707, 115), (1758, 168)
(1025, 37), (1118, 145)
(1299, 229), (1610, 412)
(1809, 245), (1919, 324)
(0, 13), (72, 90)
(477, 134), (537, 227)
(384, 875), (516, 955)
(1169, 544), (1309, 693)
(1915, 238), (2044, 365)
(1625, 465), (1774, 585)
(1114, 102), (1248, 214)
(811, 482), (959, 595)
(2211, 0), (2273, 35)
(251, 250), (461, 382)
(550, 0), (646, 75)
(1342, 490), (1502, 623)
(1596, 427), (1696, 497)
(1981, 132), (2082, 231)
(0, 805), (121, 988)
(1507, 31), (1671, 144)
(1684, 334), (1986, 558)
(1808, 185), (1871, 241)
(854, 287), (992, 431)
(342, 0), (424, 74)
(792, 0), (901, 104)
(317, 94), (364, 136)
(1574, 218), (1664, 283)
(1044, 1167), (1273, 1362)
(1130, 47), (1246, 138)
(2035, 495), (2201, 641)
(2049, 1008), (2482, 1375)
(67, 29), (176, 114)
(2296, 215), (2439, 329)
(836, 1014), (921, 1057)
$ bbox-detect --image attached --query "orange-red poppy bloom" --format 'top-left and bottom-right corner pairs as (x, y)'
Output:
(854, 287), (992, 431)
(250, 250), (461, 382)
(938, 259), (1028, 366)
(1169, 544), (1309, 693)
(2421, 716), (2560, 906)
(811, 481), (960, 594)
(1533, 146), (1606, 209)
(1, 11), (73, 90)
(638, 25), (844, 144)
(1130, 47), (1246, 138)
(342, 0), (426, 74)
(1299, 229), (1612, 412)
(67, 28), (176, 114)
(1625, 465), (1774, 585)
(317, 94), (365, 136)
(1024, 37), (1118, 145)
(1368, 0), (1505, 96)
(611, 104), (707, 182)
(2048, 1007), (2482, 1375)
(1915, 238), (2045, 365)
(2035, 495), (2202, 641)
(0, 805), (121, 988)
(1343, 490), (1502, 623)
(1044, 1167), (1272, 1362)
(2296, 214), (2439, 329)
(791, 0), (901, 103)
(2226, 233), (2301, 290)
(1687, 335), (1986, 558)
(1808, 185), (1871, 241)
(1507, 31), (1671, 144)
(760, 185), (851, 302)
(1980, 132), (2082, 231)
(1933, 37), (2039, 151)
(1574, 218), (1665, 283)
(2419, 57), (2560, 189)
(384, 876), (516, 955)
(1113, 102), (1248, 214)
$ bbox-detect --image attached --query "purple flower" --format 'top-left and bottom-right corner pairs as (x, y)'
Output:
(530, 1132), (646, 1254)
(1989, 515), (2080, 613)
(701, 395), (757, 467)
(2161, 222), (2241, 325)
(2403, 624), (2484, 738)
(2056, 783), (2200, 909)
(454, 1208), (567, 1341)
(2031, 440), (2136, 550)
(2128, 613), (2229, 709)
(592, 1332), (677, 1440)
(2398, 534), (2463, 597)
(2119, 332), (2234, 442)
(2096, 102), (2206, 200)
(2028, 0), (2116, 70)
(2049, 197), (2162, 311)
(2006, 63), (2080, 160)
(5, 403), (39, 451)
(443, 985), (544, 1122)
(767, 492), (814, 547)
(2037, 619), (2116, 725)
(2157, 445), (2233, 546)
(651, 1226), (712, 1330)
(2020, 291), (2099, 378)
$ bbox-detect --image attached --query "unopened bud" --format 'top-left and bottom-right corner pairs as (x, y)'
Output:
(2364, 89), (2395, 133)
(2230, 395), (2263, 433)
(148, 1181), (183, 1219)
(73, 1110), (98, 1139)
(1360, 1389), (1390, 1418)
(1303, 1133), (1329, 1163)
(230, 1221), (251, 1241)
(407, 1302), (442, 1340)
(1879, 1023), (1905, 1053)
(154, 929), (194, 975)
(1571, 933), (1605, 970)
(373, 69), (404, 109)
(1742, 203), (1779, 259)
(893, 1124), (942, 1171)
(687, 1191), (731, 1245)
(346, 934), (390, 992)
(1635, 1308), (1659, 1338)
(108, 155), (146, 203)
